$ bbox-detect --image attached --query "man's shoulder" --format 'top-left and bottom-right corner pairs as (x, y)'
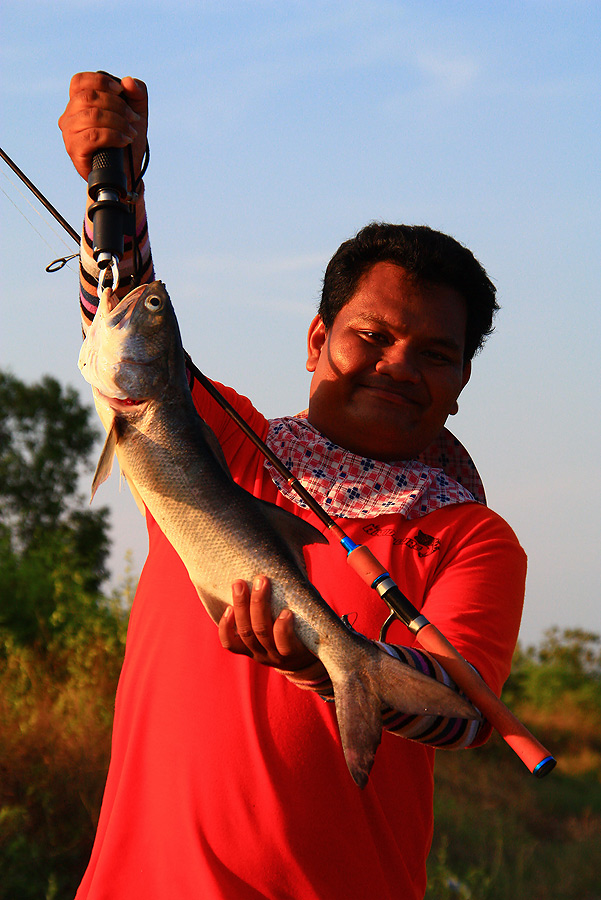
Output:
(407, 500), (524, 548)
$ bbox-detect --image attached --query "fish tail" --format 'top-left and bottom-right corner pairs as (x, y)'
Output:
(330, 640), (479, 788)
(330, 672), (383, 789)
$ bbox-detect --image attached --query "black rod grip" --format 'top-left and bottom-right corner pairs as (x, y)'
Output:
(87, 147), (129, 265)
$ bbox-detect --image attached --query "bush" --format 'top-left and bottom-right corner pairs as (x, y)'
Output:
(0, 610), (127, 900)
(426, 629), (601, 900)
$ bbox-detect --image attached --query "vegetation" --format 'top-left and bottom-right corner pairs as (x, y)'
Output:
(427, 629), (601, 900)
(0, 372), (129, 899)
(1, 371), (599, 898)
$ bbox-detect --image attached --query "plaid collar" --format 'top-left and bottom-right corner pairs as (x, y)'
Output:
(264, 416), (485, 520)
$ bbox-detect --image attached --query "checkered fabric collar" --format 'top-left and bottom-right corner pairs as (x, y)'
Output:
(264, 415), (485, 520)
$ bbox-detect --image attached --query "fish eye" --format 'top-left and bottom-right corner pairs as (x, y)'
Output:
(144, 294), (163, 312)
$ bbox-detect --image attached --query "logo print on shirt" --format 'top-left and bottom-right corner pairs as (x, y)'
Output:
(404, 530), (441, 557)
(362, 525), (441, 557)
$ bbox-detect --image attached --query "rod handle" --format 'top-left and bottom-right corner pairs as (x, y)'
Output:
(345, 544), (556, 776)
(414, 624), (556, 776)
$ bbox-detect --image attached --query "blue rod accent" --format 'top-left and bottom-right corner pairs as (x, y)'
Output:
(533, 756), (557, 778)
(340, 536), (359, 554)
(372, 572), (391, 589)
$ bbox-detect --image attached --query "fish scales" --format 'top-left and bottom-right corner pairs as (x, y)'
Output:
(116, 395), (338, 649)
(79, 280), (478, 787)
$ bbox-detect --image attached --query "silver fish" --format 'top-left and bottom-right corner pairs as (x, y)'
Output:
(79, 281), (478, 787)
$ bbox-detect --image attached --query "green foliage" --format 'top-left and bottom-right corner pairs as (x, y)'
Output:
(0, 370), (128, 897)
(0, 371), (111, 647)
(503, 627), (601, 715)
(427, 739), (601, 900)
(0, 613), (128, 900)
(0, 372), (99, 543)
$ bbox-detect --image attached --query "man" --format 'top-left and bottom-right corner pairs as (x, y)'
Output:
(60, 73), (526, 900)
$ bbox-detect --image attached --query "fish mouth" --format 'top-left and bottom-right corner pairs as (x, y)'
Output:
(101, 283), (147, 318)
(92, 387), (149, 412)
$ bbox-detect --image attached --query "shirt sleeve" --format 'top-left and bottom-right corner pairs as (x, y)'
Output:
(78, 189), (154, 332)
(414, 508), (527, 699)
(281, 639), (487, 750)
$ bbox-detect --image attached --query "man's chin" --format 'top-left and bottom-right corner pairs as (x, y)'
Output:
(307, 402), (439, 461)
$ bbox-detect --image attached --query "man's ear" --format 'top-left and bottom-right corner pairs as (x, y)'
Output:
(461, 359), (472, 392)
(306, 315), (327, 373)
(449, 360), (472, 416)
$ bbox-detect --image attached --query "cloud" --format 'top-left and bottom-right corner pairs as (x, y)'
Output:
(414, 51), (481, 98)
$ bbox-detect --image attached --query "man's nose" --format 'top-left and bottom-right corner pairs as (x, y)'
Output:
(374, 345), (420, 382)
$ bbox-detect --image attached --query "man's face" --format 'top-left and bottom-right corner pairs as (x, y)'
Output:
(306, 261), (471, 461)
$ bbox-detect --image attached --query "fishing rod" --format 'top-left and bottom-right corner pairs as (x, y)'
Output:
(1, 145), (556, 778)
(1, 146), (80, 245)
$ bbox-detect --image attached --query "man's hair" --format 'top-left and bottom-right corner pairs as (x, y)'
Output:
(319, 223), (499, 361)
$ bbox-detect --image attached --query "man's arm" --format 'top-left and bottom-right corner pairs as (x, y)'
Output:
(220, 576), (486, 750)
(58, 72), (153, 329)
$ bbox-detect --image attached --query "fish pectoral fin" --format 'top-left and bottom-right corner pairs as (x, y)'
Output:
(90, 418), (119, 502)
(193, 585), (229, 626)
(117, 463), (146, 516)
(254, 498), (329, 569)
(197, 417), (234, 480)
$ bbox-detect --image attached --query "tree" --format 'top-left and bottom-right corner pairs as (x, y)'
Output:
(503, 627), (601, 713)
(0, 372), (128, 896)
(0, 371), (111, 645)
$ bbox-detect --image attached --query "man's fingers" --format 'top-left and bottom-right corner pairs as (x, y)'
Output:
(66, 92), (140, 138)
(221, 578), (320, 672)
(248, 576), (278, 652)
(68, 71), (123, 99)
(60, 72), (148, 180)
(218, 605), (249, 655)
(120, 76), (148, 116)
(232, 577), (274, 656)
(272, 609), (301, 658)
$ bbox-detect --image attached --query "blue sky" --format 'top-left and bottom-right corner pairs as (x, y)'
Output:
(1, 0), (600, 646)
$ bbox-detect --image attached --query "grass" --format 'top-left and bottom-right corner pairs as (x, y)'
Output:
(426, 715), (601, 899)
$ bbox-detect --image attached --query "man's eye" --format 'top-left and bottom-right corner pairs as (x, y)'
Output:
(359, 330), (388, 344)
(424, 350), (455, 364)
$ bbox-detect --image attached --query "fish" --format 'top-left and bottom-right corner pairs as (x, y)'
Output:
(78, 280), (478, 788)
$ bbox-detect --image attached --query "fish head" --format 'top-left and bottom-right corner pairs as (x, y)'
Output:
(79, 281), (186, 410)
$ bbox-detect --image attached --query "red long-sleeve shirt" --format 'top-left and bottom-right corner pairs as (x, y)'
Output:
(76, 378), (525, 900)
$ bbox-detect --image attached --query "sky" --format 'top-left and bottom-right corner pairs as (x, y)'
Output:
(1, 0), (600, 648)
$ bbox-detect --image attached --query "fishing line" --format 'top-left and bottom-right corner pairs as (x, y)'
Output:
(0, 181), (56, 249)
(1, 147), (80, 244)
(0, 176), (77, 269)
(1, 148), (80, 272)
(2, 144), (556, 778)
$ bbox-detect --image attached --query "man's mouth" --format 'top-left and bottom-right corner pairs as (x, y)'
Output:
(359, 382), (423, 408)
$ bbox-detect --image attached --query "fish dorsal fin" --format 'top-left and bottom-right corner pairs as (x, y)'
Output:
(254, 498), (329, 572)
(90, 391), (145, 514)
(91, 418), (118, 502)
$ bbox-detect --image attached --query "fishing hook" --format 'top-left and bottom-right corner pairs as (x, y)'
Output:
(99, 257), (121, 294)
